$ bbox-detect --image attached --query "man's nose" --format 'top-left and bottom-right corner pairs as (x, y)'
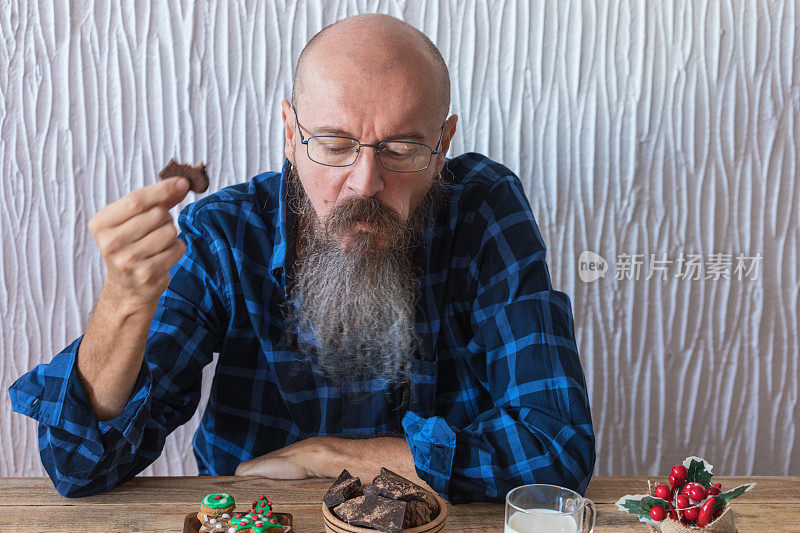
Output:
(345, 146), (384, 197)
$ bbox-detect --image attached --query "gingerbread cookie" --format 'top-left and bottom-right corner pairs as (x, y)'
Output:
(190, 493), (290, 533)
(229, 510), (284, 532)
(199, 493), (236, 518)
(197, 512), (233, 532)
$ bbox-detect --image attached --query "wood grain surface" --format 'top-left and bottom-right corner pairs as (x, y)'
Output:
(0, 476), (795, 532)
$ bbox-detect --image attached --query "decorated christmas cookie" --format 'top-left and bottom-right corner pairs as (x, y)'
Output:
(200, 493), (236, 516)
(229, 510), (283, 532)
(197, 511), (233, 532)
(193, 493), (288, 533)
(251, 496), (273, 514)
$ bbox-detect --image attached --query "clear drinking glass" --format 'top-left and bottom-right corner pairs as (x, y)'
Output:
(505, 484), (596, 533)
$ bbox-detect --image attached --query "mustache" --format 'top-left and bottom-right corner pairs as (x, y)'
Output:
(325, 196), (407, 241)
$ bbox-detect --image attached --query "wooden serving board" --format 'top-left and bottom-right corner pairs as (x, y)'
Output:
(183, 512), (294, 533)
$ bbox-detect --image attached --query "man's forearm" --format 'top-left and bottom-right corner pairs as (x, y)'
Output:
(316, 436), (430, 489)
(76, 283), (156, 421)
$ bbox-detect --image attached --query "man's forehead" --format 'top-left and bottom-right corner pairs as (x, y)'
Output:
(296, 63), (440, 136)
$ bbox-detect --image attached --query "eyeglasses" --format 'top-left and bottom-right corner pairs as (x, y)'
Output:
(292, 107), (444, 173)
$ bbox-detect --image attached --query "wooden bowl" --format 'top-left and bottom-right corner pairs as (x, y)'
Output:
(322, 492), (447, 533)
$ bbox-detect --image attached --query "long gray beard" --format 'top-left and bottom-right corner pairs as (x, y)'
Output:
(286, 164), (439, 383)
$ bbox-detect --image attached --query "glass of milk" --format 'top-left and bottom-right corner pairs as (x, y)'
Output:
(505, 484), (596, 533)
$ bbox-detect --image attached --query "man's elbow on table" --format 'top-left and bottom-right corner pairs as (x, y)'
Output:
(37, 426), (144, 499)
(535, 430), (596, 496)
(456, 428), (596, 503)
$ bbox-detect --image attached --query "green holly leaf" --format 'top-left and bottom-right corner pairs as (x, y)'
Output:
(713, 483), (756, 512)
(615, 494), (669, 520)
(683, 456), (714, 487)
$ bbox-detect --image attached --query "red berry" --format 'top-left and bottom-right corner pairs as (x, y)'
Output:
(681, 483), (693, 496)
(650, 505), (667, 521)
(270, 518), (277, 524)
(688, 485), (706, 501)
(707, 485), (721, 496)
(669, 473), (685, 487)
(697, 496), (716, 527)
(684, 506), (700, 521)
(671, 464), (688, 478)
(655, 484), (671, 499)
(676, 495), (690, 509)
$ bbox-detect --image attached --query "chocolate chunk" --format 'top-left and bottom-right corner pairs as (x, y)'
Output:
(333, 494), (406, 533)
(372, 468), (428, 502)
(158, 158), (209, 193)
(362, 483), (378, 496)
(323, 469), (363, 508)
(404, 499), (433, 528)
(372, 468), (440, 516)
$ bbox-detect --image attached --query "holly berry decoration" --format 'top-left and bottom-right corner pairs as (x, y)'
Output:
(615, 456), (756, 529)
(650, 505), (667, 521)
(654, 484), (671, 500)
(671, 464), (688, 479)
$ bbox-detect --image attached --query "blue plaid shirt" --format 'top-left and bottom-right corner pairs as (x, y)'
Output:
(10, 153), (594, 502)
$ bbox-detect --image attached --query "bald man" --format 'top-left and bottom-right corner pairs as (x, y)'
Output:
(11, 15), (595, 502)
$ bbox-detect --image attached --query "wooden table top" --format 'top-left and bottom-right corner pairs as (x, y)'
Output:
(0, 476), (795, 532)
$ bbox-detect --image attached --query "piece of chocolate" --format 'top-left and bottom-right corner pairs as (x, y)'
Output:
(333, 493), (406, 533)
(372, 468), (440, 516)
(323, 469), (363, 508)
(158, 158), (209, 193)
(404, 499), (433, 529)
(372, 468), (428, 502)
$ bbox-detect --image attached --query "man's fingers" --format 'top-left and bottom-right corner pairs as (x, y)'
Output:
(145, 238), (186, 273)
(121, 219), (179, 262)
(95, 178), (190, 229)
(234, 456), (313, 479)
(99, 206), (173, 253)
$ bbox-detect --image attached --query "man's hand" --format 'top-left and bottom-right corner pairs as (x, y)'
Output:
(89, 176), (190, 316)
(235, 436), (430, 490)
(234, 437), (328, 479)
(77, 176), (191, 421)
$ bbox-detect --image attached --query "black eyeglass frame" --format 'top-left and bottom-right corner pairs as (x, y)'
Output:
(292, 107), (445, 173)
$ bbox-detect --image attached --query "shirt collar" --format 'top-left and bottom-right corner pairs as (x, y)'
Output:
(268, 158), (297, 296)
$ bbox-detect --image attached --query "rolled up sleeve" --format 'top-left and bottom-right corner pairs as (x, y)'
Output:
(8, 202), (227, 497)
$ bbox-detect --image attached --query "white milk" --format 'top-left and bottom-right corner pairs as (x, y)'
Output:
(505, 509), (580, 533)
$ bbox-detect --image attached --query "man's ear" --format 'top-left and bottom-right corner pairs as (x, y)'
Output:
(281, 99), (296, 163)
(436, 114), (459, 173)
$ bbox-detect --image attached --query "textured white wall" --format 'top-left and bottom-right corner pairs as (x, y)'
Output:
(1, 1), (798, 479)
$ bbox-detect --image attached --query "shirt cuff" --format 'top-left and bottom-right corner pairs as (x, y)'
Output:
(8, 334), (153, 449)
(401, 411), (456, 498)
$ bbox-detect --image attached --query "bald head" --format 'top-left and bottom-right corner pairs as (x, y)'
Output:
(292, 14), (450, 121)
